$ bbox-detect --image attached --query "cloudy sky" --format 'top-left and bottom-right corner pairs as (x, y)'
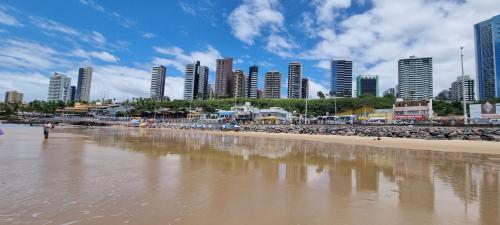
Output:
(0, 0), (499, 101)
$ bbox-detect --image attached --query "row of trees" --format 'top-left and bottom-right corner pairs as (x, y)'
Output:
(2, 96), (500, 118)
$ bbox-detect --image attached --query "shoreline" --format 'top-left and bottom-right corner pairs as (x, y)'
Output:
(159, 128), (500, 155)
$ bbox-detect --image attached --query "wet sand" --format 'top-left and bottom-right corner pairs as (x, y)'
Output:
(1, 125), (500, 225)
(162, 128), (500, 155)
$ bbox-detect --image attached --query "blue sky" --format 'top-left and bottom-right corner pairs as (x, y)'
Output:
(1, 0), (499, 101)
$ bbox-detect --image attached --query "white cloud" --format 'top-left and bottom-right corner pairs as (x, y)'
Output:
(307, 79), (329, 99)
(29, 16), (79, 36)
(228, 0), (284, 45)
(153, 45), (222, 72)
(0, 39), (61, 70)
(91, 31), (106, 45)
(89, 66), (185, 101)
(179, 2), (196, 15)
(165, 76), (185, 100)
(303, 0), (500, 96)
(70, 49), (119, 63)
(0, 6), (22, 27)
(313, 0), (352, 24)
(265, 34), (297, 57)
(0, 71), (49, 101)
(141, 32), (155, 39)
(89, 65), (150, 100)
(79, 0), (105, 12)
(78, 0), (136, 28)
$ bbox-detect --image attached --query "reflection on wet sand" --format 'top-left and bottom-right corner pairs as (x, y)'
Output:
(0, 126), (499, 224)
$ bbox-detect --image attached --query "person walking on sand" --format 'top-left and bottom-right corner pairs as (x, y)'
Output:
(43, 122), (52, 139)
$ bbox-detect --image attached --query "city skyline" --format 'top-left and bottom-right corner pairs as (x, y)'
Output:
(0, 1), (499, 101)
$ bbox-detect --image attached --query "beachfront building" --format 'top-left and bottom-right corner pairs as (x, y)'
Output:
(231, 102), (259, 123)
(393, 98), (434, 123)
(450, 75), (475, 102)
(247, 65), (258, 98)
(233, 69), (247, 98)
(356, 75), (378, 97)
(215, 57), (234, 98)
(264, 71), (281, 99)
(398, 56), (433, 101)
(254, 107), (292, 125)
(198, 66), (209, 99)
(48, 72), (72, 102)
(184, 62), (199, 100)
(4, 90), (23, 104)
(474, 14), (500, 100)
(76, 67), (93, 102)
(331, 60), (353, 97)
(151, 65), (167, 100)
(301, 78), (309, 99)
(288, 62), (302, 99)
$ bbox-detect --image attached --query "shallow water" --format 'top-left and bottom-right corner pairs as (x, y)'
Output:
(0, 125), (499, 225)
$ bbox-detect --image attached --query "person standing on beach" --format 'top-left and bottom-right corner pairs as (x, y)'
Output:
(43, 122), (52, 139)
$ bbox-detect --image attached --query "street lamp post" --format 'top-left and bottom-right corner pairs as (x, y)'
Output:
(460, 47), (468, 125)
(304, 97), (308, 125)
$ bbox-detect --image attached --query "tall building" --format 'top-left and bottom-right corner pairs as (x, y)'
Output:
(48, 72), (71, 101)
(474, 14), (500, 100)
(184, 62), (209, 100)
(198, 66), (209, 99)
(301, 78), (309, 99)
(4, 91), (23, 104)
(150, 65), (167, 100)
(76, 67), (93, 102)
(68, 86), (76, 102)
(215, 57), (233, 98)
(383, 88), (395, 97)
(264, 71), (281, 99)
(233, 69), (247, 98)
(450, 75), (476, 102)
(247, 65), (258, 98)
(330, 60), (353, 97)
(183, 62), (199, 100)
(398, 56), (433, 100)
(356, 75), (379, 97)
(288, 62), (302, 99)
(207, 84), (214, 99)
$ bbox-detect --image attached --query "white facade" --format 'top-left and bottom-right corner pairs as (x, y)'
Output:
(48, 72), (71, 101)
(150, 65), (167, 100)
(398, 56), (433, 101)
(184, 63), (197, 100)
(450, 75), (475, 102)
(76, 67), (93, 102)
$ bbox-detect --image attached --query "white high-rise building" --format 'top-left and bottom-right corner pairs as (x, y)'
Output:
(398, 56), (433, 100)
(184, 62), (198, 100)
(76, 67), (93, 102)
(450, 75), (475, 102)
(48, 72), (71, 101)
(287, 62), (302, 99)
(150, 65), (167, 100)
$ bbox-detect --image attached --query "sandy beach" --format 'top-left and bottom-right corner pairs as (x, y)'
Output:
(159, 128), (500, 155)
